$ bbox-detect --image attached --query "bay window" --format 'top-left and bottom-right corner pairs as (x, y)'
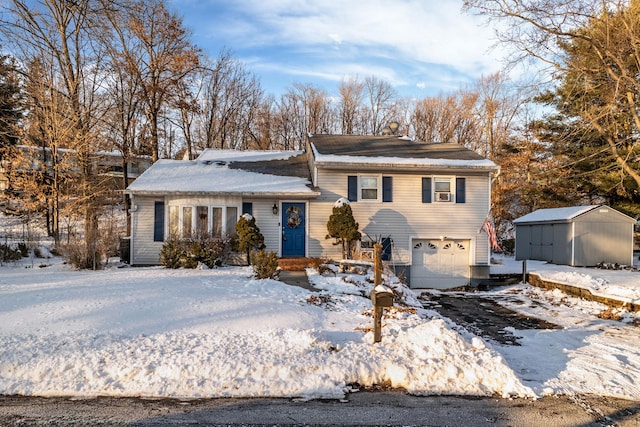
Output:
(168, 204), (239, 239)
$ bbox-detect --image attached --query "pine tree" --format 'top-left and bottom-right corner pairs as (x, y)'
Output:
(234, 214), (265, 265)
(0, 52), (22, 159)
(326, 198), (361, 259)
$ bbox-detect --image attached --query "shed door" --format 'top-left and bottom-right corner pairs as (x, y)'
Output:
(411, 239), (470, 289)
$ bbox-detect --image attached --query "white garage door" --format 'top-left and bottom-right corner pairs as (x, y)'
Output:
(411, 239), (470, 289)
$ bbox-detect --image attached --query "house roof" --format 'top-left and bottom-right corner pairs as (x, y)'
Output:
(126, 150), (317, 197)
(309, 134), (498, 170)
(513, 205), (636, 224)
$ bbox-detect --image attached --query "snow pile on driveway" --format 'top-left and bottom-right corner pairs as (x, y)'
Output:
(0, 261), (533, 399)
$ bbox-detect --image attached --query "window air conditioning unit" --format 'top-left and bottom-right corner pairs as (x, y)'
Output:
(436, 192), (451, 202)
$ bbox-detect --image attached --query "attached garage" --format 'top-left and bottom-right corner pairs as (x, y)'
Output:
(514, 205), (635, 267)
(411, 238), (470, 289)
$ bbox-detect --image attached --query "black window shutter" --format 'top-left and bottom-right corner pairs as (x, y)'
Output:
(381, 237), (392, 261)
(348, 175), (358, 201)
(422, 178), (432, 203)
(456, 177), (466, 203)
(153, 201), (165, 242)
(382, 176), (393, 202)
(242, 202), (253, 216)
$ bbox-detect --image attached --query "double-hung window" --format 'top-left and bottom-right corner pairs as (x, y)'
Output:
(360, 176), (378, 200)
(348, 175), (392, 202)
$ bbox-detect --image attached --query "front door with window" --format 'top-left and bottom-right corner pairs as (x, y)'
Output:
(282, 202), (305, 257)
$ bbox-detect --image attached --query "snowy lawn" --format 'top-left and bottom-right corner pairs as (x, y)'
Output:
(0, 258), (531, 400)
(1, 254), (639, 401)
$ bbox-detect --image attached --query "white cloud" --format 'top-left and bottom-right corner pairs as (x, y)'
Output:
(225, 0), (504, 74)
(177, 0), (513, 96)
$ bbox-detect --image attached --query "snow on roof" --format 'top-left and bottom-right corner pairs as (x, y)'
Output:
(197, 149), (303, 163)
(126, 158), (316, 196)
(310, 143), (497, 169)
(513, 205), (601, 223)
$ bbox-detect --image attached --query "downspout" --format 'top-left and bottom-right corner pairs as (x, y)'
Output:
(129, 195), (135, 266)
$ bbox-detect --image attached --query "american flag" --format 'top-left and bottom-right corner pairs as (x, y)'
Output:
(482, 215), (501, 251)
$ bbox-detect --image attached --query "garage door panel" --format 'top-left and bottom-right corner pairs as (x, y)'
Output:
(411, 239), (470, 289)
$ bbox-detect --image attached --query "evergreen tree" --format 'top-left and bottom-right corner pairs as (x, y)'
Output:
(0, 52), (22, 159)
(326, 198), (361, 259)
(234, 214), (265, 265)
(465, 0), (640, 217)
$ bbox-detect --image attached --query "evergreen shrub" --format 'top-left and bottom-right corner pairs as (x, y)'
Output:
(160, 235), (231, 269)
(251, 249), (279, 279)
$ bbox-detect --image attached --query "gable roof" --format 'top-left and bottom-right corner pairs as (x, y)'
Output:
(309, 134), (498, 170)
(126, 150), (317, 197)
(513, 205), (636, 224)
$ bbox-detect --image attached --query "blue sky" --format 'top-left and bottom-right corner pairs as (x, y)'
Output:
(170, 0), (507, 99)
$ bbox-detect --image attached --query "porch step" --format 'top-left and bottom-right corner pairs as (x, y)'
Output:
(278, 257), (318, 271)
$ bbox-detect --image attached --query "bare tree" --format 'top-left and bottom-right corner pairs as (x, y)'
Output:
(106, 0), (200, 162)
(1, 0), (110, 267)
(195, 50), (264, 151)
(412, 91), (479, 144)
(276, 82), (333, 149)
(364, 76), (396, 135)
(338, 76), (365, 135)
(102, 49), (143, 233)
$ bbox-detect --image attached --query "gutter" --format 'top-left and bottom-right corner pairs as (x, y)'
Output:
(314, 161), (499, 172)
(125, 190), (321, 199)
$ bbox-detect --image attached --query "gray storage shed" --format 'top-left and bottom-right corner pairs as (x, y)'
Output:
(514, 205), (636, 266)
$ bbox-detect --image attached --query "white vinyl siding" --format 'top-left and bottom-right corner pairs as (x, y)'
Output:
(130, 196), (167, 265)
(308, 168), (491, 265)
(243, 199), (282, 254)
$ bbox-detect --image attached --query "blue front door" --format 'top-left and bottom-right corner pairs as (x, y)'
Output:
(282, 202), (306, 257)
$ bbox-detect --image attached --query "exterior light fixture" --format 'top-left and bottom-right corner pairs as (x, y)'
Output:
(272, 203), (279, 215)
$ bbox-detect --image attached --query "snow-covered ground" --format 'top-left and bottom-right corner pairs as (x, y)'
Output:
(0, 248), (639, 401)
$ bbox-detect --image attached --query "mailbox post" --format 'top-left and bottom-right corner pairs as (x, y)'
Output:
(371, 243), (393, 343)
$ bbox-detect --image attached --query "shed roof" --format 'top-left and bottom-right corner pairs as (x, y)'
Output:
(513, 205), (635, 224)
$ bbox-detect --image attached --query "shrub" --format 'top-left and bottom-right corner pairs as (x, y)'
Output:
(234, 214), (265, 265)
(160, 237), (184, 269)
(61, 240), (105, 270)
(17, 242), (29, 258)
(251, 249), (279, 279)
(326, 199), (361, 259)
(0, 243), (22, 263)
(197, 238), (231, 269)
(160, 235), (232, 269)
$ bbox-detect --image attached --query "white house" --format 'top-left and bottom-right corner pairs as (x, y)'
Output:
(125, 134), (499, 289)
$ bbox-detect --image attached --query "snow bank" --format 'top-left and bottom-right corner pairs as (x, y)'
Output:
(0, 261), (533, 399)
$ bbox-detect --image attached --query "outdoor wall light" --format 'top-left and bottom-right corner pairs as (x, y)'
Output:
(272, 203), (279, 215)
